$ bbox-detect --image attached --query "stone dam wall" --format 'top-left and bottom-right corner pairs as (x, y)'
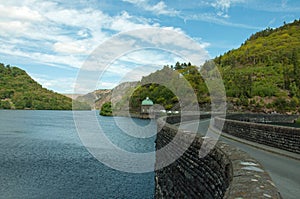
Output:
(155, 115), (281, 199)
(214, 114), (300, 154)
(225, 113), (299, 123)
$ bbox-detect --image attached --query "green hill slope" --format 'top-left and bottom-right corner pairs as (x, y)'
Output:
(214, 19), (300, 113)
(0, 63), (90, 110)
(216, 19), (300, 68)
(119, 20), (300, 114)
(114, 64), (209, 114)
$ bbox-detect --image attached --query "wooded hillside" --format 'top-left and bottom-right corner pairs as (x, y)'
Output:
(123, 20), (300, 114)
(0, 63), (90, 110)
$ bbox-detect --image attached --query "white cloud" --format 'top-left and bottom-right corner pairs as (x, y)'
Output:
(119, 50), (174, 66)
(148, 1), (179, 16)
(122, 0), (179, 16)
(122, 27), (210, 65)
(0, 21), (30, 37)
(97, 81), (119, 89)
(109, 11), (160, 32)
(43, 6), (108, 31)
(53, 41), (89, 54)
(0, 43), (83, 69)
(72, 27), (211, 95)
(211, 0), (245, 18)
(212, 0), (231, 11)
(120, 65), (161, 82)
(31, 74), (76, 93)
(0, 0), (214, 92)
(0, 4), (43, 21)
(106, 64), (132, 76)
(77, 27), (210, 75)
(183, 13), (261, 30)
(77, 29), (90, 38)
(0, 0), (164, 71)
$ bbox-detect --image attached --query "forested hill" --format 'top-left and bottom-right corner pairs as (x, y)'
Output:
(215, 19), (300, 68)
(0, 63), (90, 110)
(117, 20), (300, 114)
(213, 19), (300, 113)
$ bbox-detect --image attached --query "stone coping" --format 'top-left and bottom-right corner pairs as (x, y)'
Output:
(155, 115), (281, 199)
(214, 115), (300, 154)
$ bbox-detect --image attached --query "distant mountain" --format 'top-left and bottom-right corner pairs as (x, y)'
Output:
(107, 81), (138, 111)
(76, 81), (137, 110)
(76, 89), (112, 109)
(62, 94), (84, 100)
(0, 63), (90, 110)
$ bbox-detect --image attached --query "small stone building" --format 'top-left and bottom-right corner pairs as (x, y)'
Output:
(141, 97), (153, 114)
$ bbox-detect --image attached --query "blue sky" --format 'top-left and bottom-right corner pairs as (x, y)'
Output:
(0, 0), (299, 93)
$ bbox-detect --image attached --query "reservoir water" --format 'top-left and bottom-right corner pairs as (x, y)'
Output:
(0, 110), (156, 198)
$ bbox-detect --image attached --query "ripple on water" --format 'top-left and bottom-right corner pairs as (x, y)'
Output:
(0, 110), (155, 199)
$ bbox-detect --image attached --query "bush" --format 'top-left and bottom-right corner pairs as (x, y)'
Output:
(240, 95), (249, 106)
(250, 99), (256, 105)
(100, 102), (112, 116)
(266, 103), (273, 109)
(252, 84), (277, 97)
(0, 100), (11, 109)
(273, 97), (290, 113)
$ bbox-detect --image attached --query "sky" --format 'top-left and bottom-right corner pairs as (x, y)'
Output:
(0, 0), (299, 93)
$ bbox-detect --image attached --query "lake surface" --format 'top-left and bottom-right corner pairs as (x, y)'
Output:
(0, 110), (156, 199)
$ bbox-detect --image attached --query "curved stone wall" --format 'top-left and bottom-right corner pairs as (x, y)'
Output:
(214, 114), (300, 154)
(155, 115), (281, 199)
(225, 113), (299, 123)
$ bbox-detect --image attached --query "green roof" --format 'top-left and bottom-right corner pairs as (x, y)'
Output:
(142, 97), (153, 106)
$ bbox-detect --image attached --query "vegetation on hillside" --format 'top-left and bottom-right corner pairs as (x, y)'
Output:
(215, 19), (300, 113)
(122, 20), (300, 114)
(77, 89), (111, 109)
(100, 102), (112, 116)
(216, 20), (300, 68)
(0, 63), (90, 110)
(127, 64), (209, 112)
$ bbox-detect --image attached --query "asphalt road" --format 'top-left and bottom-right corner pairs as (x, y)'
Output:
(179, 119), (300, 199)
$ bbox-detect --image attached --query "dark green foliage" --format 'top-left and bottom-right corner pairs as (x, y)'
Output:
(292, 50), (300, 90)
(273, 98), (291, 113)
(217, 20), (300, 68)
(130, 83), (176, 111)
(0, 63), (90, 110)
(126, 20), (300, 114)
(0, 100), (11, 109)
(126, 20), (300, 113)
(100, 102), (112, 116)
(215, 20), (300, 113)
(127, 64), (209, 112)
